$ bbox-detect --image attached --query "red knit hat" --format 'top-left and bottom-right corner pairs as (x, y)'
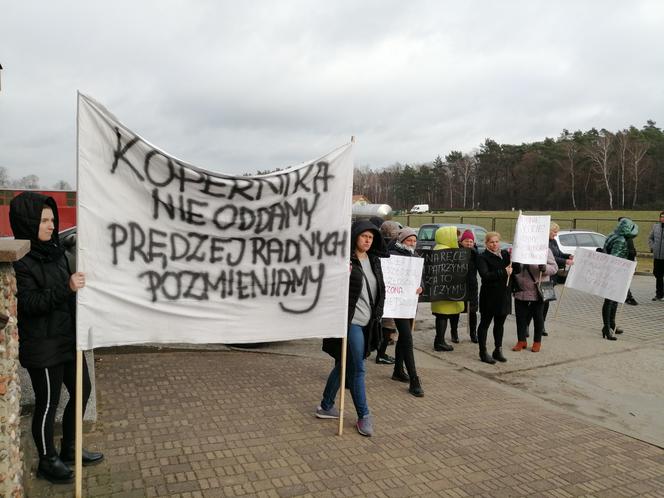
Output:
(459, 229), (475, 242)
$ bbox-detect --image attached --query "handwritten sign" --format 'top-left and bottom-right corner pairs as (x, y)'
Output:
(511, 213), (551, 264)
(76, 94), (352, 349)
(419, 248), (469, 302)
(565, 248), (636, 302)
(380, 255), (424, 318)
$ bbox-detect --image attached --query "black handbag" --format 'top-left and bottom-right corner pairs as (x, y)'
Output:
(361, 270), (383, 358)
(528, 267), (557, 302)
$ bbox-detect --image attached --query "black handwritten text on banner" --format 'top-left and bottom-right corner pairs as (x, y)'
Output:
(76, 94), (352, 349)
(419, 248), (470, 302)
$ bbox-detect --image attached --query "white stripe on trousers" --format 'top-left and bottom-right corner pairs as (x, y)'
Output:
(40, 368), (51, 456)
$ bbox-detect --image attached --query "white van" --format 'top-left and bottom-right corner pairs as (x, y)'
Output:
(410, 204), (429, 214)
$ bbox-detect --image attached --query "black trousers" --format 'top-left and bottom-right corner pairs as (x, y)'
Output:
(27, 356), (91, 457)
(434, 313), (459, 342)
(393, 318), (417, 378)
(477, 312), (507, 352)
(654, 258), (664, 298)
(602, 299), (619, 329)
(464, 300), (478, 335)
(515, 299), (545, 343)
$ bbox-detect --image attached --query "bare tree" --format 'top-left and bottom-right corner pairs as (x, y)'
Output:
(586, 131), (614, 209)
(53, 180), (72, 190)
(628, 138), (649, 208)
(13, 174), (40, 189)
(557, 131), (582, 209)
(0, 166), (9, 187)
(616, 131), (629, 208)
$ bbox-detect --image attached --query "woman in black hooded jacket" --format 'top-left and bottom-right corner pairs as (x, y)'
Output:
(10, 192), (103, 484)
(316, 220), (386, 437)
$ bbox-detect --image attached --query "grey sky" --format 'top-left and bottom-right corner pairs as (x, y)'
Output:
(1, 0), (663, 187)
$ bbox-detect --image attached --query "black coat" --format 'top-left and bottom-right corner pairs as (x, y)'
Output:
(549, 238), (571, 268)
(477, 249), (512, 316)
(10, 192), (76, 368)
(465, 247), (479, 308)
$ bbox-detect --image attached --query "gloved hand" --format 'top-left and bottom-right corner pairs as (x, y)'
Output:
(538, 264), (547, 272)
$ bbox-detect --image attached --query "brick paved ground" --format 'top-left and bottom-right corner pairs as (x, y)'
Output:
(21, 276), (664, 497)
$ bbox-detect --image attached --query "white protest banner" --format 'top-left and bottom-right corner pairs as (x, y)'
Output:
(511, 213), (551, 264)
(564, 248), (636, 302)
(76, 94), (352, 350)
(381, 255), (424, 319)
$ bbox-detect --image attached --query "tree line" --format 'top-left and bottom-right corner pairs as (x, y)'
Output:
(354, 121), (664, 211)
(0, 167), (71, 190)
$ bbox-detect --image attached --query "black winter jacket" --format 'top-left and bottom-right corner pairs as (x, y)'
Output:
(477, 249), (512, 316)
(10, 192), (76, 368)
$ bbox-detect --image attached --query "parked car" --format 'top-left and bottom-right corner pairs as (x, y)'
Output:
(554, 230), (606, 256)
(415, 223), (511, 254)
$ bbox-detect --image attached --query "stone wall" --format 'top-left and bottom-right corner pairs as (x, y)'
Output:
(0, 240), (29, 498)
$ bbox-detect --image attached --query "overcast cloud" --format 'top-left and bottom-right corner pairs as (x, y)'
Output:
(1, 0), (663, 187)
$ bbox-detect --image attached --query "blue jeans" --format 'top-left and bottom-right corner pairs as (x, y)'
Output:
(320, 323), (369, 419)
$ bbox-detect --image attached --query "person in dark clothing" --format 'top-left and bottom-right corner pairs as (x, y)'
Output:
(476, 232), (514, 364)
(316, 220), (387, 436)
(9, 192), (103, 484)
(601, 218), (639, 340)
(386, 227), (424, 397)
(619, 217), (639, 305)
(543, 222), (573, 334)
(647, 211), (664, 301)
(459, 230), (479, 343)
(375, 220), (401, 364)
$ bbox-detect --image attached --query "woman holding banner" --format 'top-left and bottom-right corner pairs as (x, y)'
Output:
(317, 220), (386, 436)
(476, 232), (513, 364)
(544, 222), (573, 334)
(512, 249), (557, 352)
(9, 192), (103, 484)
(387, 227), (424, 397)
(431, 226), (464, 351)
(601, 218), (639, 340)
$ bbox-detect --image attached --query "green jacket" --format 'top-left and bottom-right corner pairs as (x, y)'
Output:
(604, 218), (638, 259)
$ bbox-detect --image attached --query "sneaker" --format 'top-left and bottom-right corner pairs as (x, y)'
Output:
(315, 405), (340, 419)
(376, 354), (395, 365)
(356, 415), (374, 436)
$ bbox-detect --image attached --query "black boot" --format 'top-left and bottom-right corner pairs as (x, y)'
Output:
(469, 330), (478, 343)
(492, 348), (507, 363)
(479, 350), (496, 364)
(37, 455), (74, 484)
(391, 369), (410, 383)
(450, 329), (459, 343)
(434, 316), (453, 351)
(434, 326), (454, 351)
(60, 440), (104, 466)
(408, 376), (424, 397)
(602, 327), (617, 341)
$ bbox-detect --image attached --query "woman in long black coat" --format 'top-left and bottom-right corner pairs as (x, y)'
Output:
(476, 231), (513, 364)
(10, 192), (103, 484)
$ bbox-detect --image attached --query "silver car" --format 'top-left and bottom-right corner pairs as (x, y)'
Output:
(554, 230), (606, 255)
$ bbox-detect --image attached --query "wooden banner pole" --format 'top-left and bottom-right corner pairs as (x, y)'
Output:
(75, 350), (83, 497)
(337, 335), (348, 436)
(554, 284), (568, 321)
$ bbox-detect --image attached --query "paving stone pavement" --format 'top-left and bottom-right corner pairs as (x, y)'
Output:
(20, 276), (664, 497)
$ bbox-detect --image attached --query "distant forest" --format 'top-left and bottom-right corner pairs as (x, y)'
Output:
(354, 121), (664, 211)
